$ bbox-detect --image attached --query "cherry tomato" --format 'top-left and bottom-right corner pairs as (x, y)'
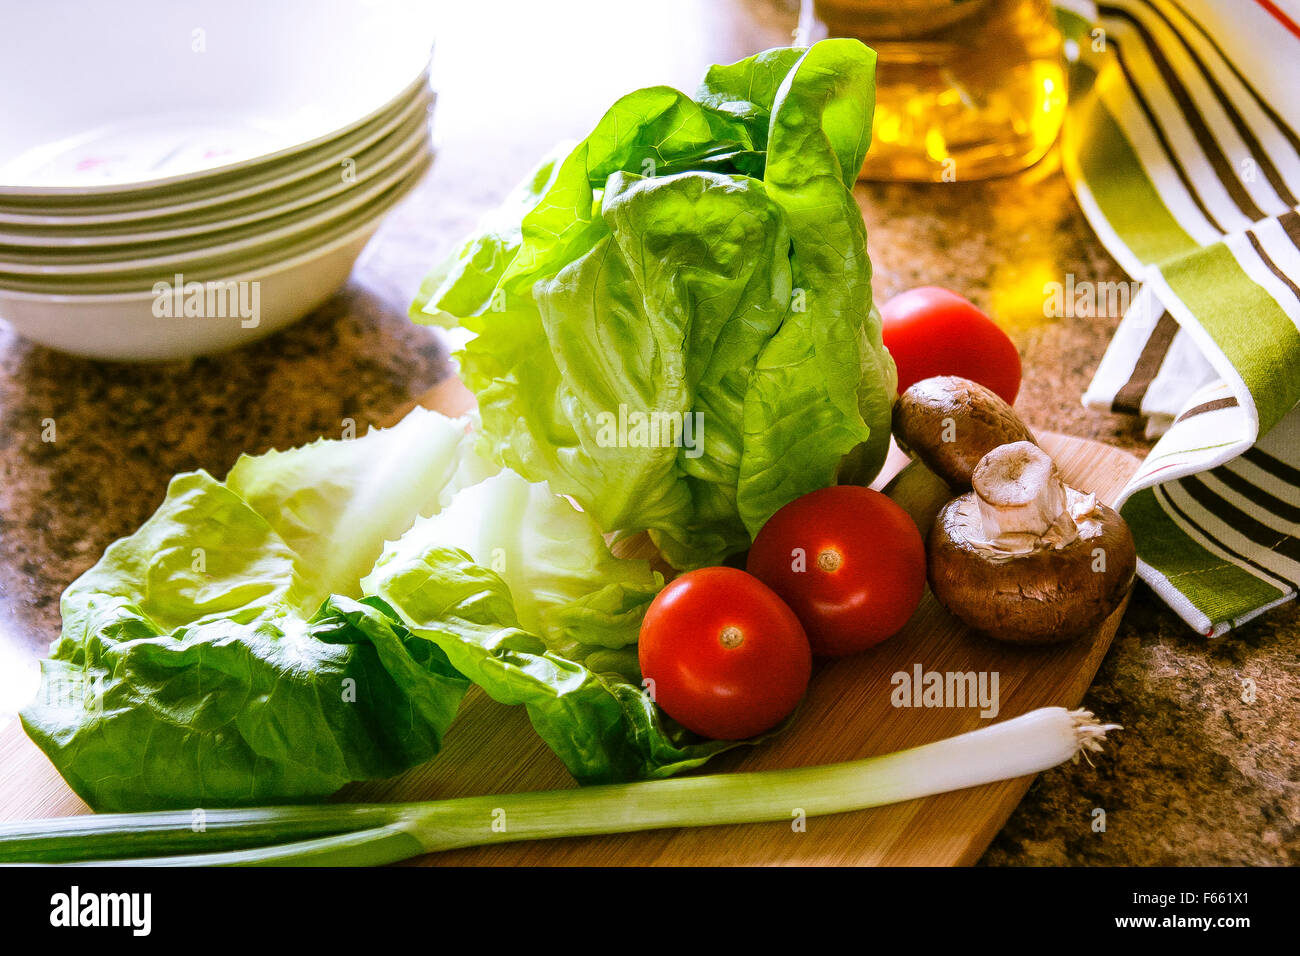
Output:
(638, 567), (811, 740)
(880, 286), (1022, 404)
(747, 485), (926, 656)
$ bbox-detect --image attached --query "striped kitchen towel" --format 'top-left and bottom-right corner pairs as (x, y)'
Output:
(1058, 0), (1300, 636)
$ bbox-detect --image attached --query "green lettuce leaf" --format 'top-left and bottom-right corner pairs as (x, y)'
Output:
(413, 39), (896, 568)
(410, 142), (571, 324)
(20, 410), (481, 811)
(368, 470), (661, 657)
(362, 480), (752, 784)
(736, 41), (896, 528)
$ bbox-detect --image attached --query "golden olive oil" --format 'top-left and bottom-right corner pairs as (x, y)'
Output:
(814, 0), (1067, 181)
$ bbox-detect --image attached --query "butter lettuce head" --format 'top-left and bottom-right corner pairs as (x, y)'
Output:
(413, 40), (896, 569)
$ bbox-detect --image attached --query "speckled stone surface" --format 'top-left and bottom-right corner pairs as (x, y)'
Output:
(0, 0), (1295, 865)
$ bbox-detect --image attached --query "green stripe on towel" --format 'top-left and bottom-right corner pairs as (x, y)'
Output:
(1160, 244), (1300, 433)
(1122, 487), (1288, 626)
(1074, 90), (1202, 266)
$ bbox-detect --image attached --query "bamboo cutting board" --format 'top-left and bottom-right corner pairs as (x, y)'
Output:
(0, 381), (1140, 865)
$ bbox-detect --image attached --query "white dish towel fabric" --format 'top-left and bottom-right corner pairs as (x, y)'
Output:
(1058, 0), (1300, 636)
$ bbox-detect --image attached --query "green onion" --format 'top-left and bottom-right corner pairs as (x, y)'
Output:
(0, 707), (1117, 866)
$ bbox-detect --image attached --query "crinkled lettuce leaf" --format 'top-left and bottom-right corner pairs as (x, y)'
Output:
(21, 410), (483, 811)
(413, 40), (896, 568)
(370, 470), (660, 657)
(362, 478), (750, 783)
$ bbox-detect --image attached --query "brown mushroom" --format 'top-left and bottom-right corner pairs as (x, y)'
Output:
(927, 441), (1136, 645)
(892, 376), (1035, 489)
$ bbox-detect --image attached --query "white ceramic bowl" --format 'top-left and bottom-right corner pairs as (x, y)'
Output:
(0, 134), (431, 273)
(0, 147), (432, 293)
(0, 0), (435, 196)
(0, 163), (428, 360)
(0, 107), (431, 248)
(0, 86), (434, 227)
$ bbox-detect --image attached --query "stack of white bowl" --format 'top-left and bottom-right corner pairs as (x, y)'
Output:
(0, 0), (435, 361)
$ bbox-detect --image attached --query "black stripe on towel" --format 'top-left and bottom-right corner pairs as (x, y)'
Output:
(1280, 209), (1300, 253)
(1113, 310), (1181, 414)
(1244, 231), (1300, 310)
(1180, 473), (1300, 567)
(1243, 444), (1300, 486)
(1102, 23), (1230, 234)
(1155, 482), (1299, 590)
(1164, 0), (1300, 155)
(1173, 396), (1239, 423)
(1129, 0), (1299, 207)
(1100, 3), (1267, 221)
(1214, 464), (1300, 524)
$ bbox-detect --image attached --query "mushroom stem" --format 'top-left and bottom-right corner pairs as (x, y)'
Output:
(969, 442), (1078, 553)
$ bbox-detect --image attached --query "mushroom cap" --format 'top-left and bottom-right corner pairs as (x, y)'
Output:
(927, 492), (1137, 645)
(892, 376), (1035, 489)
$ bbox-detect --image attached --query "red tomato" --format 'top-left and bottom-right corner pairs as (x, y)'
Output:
(747, 486), (926, 656)
(880, 286), (1022, 404)
(638, 567), (811, 740)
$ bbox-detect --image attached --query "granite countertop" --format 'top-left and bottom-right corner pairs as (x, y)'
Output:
(0, 0), (1295, 865)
